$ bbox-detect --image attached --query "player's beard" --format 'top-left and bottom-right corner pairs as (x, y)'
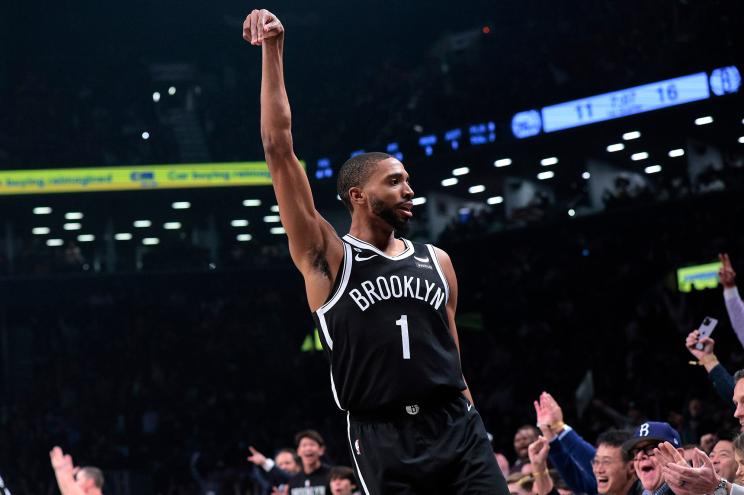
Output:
(370, 196), (409, 232)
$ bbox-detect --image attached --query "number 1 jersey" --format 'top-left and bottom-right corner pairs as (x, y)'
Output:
(312, 234), (466, 412)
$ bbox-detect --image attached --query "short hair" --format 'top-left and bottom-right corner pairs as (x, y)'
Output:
(734, 433), (744, 457)
(79, 467), (104, 489)
(597, 428), (633, 460)
(516, 424), (540, 436)
(294, 429), (325, 448)
(275, 447), (301, 466)
(336, 152), (393, 212)
(329, 465), (356, 483)
(735, 369), (744, 384)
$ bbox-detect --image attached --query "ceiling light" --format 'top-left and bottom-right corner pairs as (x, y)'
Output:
(32, 227), (50, 235)
(537, 171), (554, 180)
(412, 197), (427, 205)
(644, 165), (662, 174)
(142, 237), (160, 245)
(494, 158), (512, 167)
(164, 222), (181, 230)
(65, 212), (83, 220)
(133, 220), (152, 228)
(263, 215), (280, 223)
(270, 227), (286, 235)
(63, 223), (82, 231)
(739, 136), (744, 144)
(668, 149), (685, 158)
(607, 143), (625, 152)
(441, 178), (458, 187)
(582, 172), (591, 180)
(141, 132), (150, 140)
(243, 199), (262, 207)
(77, 234), (95, 242)
(237, 234), (253, 242)
(468, 185), (486, 194)
(172, 201), (190, 209)
(622, 131), (641, 140)
(694, 116), (713, 125)
(452, 167), (470, 176)
(33, 207), (52, 215)
(631, 152), (649, 161)
(46, 239), (64, 247)
(568, 209), (576, 217)
(168, 86), (176, 96)
(231, 219), (249, 227)
(114, 233), (133, 241)
(487, 196), (503, 205)
(270, 205), (280, 212)
(540, 157), (558, 166)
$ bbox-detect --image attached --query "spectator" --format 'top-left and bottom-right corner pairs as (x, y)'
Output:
(710, 437), (740, 484)
(49, 446), (104, 495)
(685, 329), (734, 406)
(288, 430), (331, 495)
(512, 425), (540, 473)
(328, 466), (357, 495)
(720, 254), (744, 348)
(621, 422), (682, 495)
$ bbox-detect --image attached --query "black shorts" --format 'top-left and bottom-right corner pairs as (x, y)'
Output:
(345, 394), (509, 495)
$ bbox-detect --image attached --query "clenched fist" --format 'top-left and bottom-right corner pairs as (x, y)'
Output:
(243, 9), (284, 45)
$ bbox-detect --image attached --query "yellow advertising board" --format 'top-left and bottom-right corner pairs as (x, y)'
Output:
(0, 161), (294, 195)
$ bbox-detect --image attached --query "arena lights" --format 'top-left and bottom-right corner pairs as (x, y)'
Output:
(172, 201), (191, 209)
(63, 223), (82, 231)
(537, 171), (555, 180)
(33, 206), (52, 215)
(32, 227), (50, 235)
(142, 132), (150, 140)
(645, 165), (662, 174)
(739, 136), (744, 144)
(568, 209), (576, 217)
(668, 149), (685, 157)
(540, 157), (558, 166)
(582, 172), (591, 180)
(164, 222), (181, 230)
(441, 178), (458, 187)
(695, 116), (714, 125)
(47, 239), (64, 247)
(623, 131), (641, 140)
(468, 185), (486, 194)
(494, 158), (512, 167)
(487, 196), (504, 205)
(231, 219), (249, 227)
(263, 215), (280, 223)
(133, 220), (152, 228)
(631, 152), (649, 161)
(243, 199), (262, 207)
(607, 143), (625, 152)
(152, 92), (161, 102)
(168, 86), (176, 96)
(237, 234), (253, 242)
(270, 227), (286, 235)
(65, 212), (84, 220)
(270, 205), (280, 212)
(77, 234), (95, 242)
(452, 167), (470, 176)
(412, 197), (427, 206)
(143, 237), (160, 245)
(458, 208), (471, 216)
(114, 233), (133, 241)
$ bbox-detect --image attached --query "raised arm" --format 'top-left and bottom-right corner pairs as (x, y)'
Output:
(243, 9), (342, 309)
(719, 254), (744, 349)
(49, 447), (85, 495)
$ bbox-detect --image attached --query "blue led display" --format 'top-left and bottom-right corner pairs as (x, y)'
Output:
(709, 66), (742, 96)
(386, 142), (404, 161)
(511, 110), (542, 139)
(541, 72), (711, 133)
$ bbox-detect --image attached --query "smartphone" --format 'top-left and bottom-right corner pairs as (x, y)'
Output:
(695, 317), (718, 350)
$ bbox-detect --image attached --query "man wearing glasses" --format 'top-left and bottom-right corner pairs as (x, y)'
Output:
(622, 422), (683, 495)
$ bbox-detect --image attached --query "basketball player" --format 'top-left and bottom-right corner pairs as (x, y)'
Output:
(243, 9), (509, 494)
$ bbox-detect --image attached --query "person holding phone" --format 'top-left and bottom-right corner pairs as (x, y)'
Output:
(685, 328), (734, 405)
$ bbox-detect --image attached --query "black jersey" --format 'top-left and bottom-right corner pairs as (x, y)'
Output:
(312, 234), (466, 412)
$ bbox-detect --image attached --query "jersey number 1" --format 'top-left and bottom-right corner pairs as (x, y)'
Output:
(396, 315), (411, 360)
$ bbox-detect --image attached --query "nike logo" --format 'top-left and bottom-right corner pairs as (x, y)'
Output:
(467, 403), (473, 412)
(414, 256), (430, 263)
(355, 253), (378, 262)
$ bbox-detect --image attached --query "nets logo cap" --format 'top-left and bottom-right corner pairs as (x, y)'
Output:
(622, 421), (682, 454)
